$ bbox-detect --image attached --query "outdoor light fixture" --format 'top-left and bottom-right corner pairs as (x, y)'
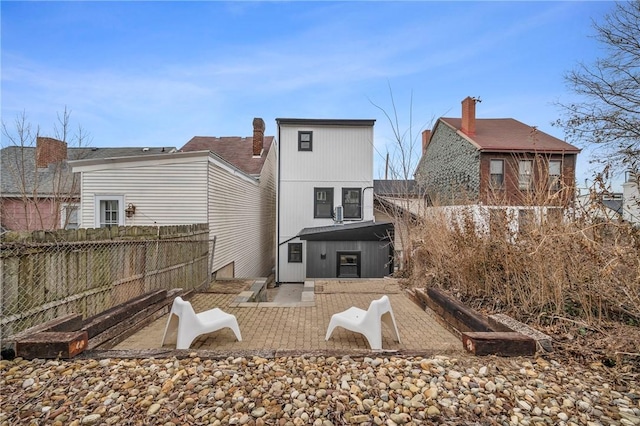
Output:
(125, 203), (136, 218)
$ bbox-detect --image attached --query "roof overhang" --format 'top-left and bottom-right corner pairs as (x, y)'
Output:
(299, 221), (393, 241)
(276, 118), (376, 127)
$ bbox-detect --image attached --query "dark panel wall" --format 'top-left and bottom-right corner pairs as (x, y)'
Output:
(306, 240), (392, 278)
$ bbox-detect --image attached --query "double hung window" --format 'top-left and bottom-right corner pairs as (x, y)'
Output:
(489, 159), (504, 189)
(518, 160), (533, 190)
(314, 188), (333, 218)
(342, 188), (361, 219)
(95, 195), (124, 228)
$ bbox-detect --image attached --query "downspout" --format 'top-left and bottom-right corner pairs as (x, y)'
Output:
(276, 123), (281, 284)
(363, 186), (374, 222)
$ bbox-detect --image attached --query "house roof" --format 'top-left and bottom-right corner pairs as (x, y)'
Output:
(374, 180), (419, 196)
(180, 136), (274, 176)
(438, 118), (580, 154)
(276, 118), (376, 127)
(1, 146), (175, 196)
(299, 221), (393, 241)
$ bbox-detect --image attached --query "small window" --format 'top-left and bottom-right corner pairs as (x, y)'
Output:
(61, 203), (79, 230)
(549, 160), (562, 191)
(314, 187), (333, 218)
(337, 252), (361, 278)
(342, 188), (361, 219)
(489, 159), (504, 189)
(288, 243), (302, 263)
(95, 195), (124, 228)
(518, 160), (533, 190)
(298, 131), (312, 151)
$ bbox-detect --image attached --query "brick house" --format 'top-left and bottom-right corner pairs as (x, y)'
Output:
(415, 97), (581, 206)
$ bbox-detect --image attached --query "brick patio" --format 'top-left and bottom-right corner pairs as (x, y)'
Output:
(113, 279), (462, 353)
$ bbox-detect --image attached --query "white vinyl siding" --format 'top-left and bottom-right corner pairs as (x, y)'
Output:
(208, 159), (271, 278)
(277, 123), (374, 282)
(74, 150), (276, 279)
(78, 157), (209, 227)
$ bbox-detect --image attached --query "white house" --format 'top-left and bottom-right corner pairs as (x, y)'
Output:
(275, 118), (393, 283)
(70, 119), (276, 279)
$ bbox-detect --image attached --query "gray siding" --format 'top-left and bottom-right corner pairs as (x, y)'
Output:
(415, 123), (480, 204)
(306, 240), (392, 278)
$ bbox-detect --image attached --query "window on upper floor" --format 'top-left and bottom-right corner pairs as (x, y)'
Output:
(298, 131), (313, 151)
(518, 160), (533, 190)
(489, 159), (504, 189)
(342, 188), (362, 219)
(549, 160), (562, 191)
(314, 187), (333, 218)
(288, 242), (303, 263)
(95, 195), (124, 228)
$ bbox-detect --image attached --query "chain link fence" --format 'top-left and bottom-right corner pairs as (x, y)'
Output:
(1, 224), (210, 343)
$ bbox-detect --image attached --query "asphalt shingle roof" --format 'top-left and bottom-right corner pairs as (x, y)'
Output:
(180, 136), (274, 176)
(439, 118), (580, 153)
(1, 146), (175, 196)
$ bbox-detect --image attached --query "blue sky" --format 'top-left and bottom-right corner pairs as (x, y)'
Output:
(1, 1), (619, 187)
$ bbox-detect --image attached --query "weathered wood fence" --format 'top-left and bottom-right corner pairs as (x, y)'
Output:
(0, 224), (210, 342)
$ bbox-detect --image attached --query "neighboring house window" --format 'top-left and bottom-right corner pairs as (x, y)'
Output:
(60, 203), (79, 230)
(288, 243), (302, 263)
(342, 188), (362, 219)
(298, 131), (312, 151)
(489, 159), (504, 189)
(314, 187), (333, 218)
(549, 160), (562, 191)
(518, 160), (533, 190)
(95, 195), (124, 228)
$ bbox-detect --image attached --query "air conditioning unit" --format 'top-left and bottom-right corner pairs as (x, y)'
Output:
(334, 205), (344, 223)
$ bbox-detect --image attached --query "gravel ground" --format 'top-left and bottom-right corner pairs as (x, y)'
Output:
(1, 354), (639, 426)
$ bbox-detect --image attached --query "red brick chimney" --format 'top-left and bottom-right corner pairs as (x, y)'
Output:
(252, 117), (265, 157)
(461, 96), (477, 136)
(421, 130), (431, 155)
(36, 137), (68, 168)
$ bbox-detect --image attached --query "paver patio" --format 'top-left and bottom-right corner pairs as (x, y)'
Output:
(114, 279), (462, 353)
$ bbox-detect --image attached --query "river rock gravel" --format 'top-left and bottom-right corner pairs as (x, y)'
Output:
(1, 354), (639, 425)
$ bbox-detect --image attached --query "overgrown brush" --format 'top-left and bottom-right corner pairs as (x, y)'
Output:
(409, 201), (640, 346)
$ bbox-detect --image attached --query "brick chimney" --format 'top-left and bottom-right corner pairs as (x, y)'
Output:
(252, 117), (265, 157)
(421, 130), (431, 155)
(461, 96), (477, 136)
(36, 137), (68, 168)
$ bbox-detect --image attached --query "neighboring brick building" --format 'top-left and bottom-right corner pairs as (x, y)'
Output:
(415, 97), (581, 206)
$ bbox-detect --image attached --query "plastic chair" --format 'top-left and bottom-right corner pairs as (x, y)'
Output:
(161, 296), (242, 349)
(325, 295), (401, 350)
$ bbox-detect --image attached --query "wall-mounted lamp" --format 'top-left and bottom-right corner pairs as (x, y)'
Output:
(125, 203), (136, 218)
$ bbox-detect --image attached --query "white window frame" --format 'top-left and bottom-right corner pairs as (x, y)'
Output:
(60, 202), (80, 230)
(489, 159), (504, 189)
(549, 160), (562, 191)
(518, 160), (533, 190)
(94, 195), (125, 228)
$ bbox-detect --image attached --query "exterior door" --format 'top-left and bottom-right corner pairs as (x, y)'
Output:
(337, 251), (361, 278)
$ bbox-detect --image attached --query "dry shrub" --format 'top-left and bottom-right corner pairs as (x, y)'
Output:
(409, 198), (640, 363)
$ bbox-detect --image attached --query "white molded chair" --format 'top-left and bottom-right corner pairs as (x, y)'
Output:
(161, 296), (242, 349)
(325, 295), (401, 350)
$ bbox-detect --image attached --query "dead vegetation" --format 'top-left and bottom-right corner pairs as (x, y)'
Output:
(404, 191), (640, 371)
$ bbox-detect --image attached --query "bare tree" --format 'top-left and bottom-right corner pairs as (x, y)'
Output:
(556, 0), (640, 179)
(369, 85), (434, 275)
(1, 108), (91, 231)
